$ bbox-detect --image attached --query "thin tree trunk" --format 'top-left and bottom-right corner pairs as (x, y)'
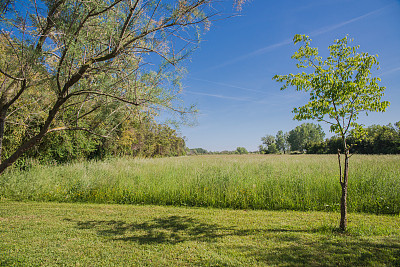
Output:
(339, 140), (349, 231)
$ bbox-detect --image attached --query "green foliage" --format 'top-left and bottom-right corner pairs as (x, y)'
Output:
(287, 123), (325, 152)
(275, 130), (289, 153)
(275, 34), (391, 230)
(1, 0), (234, 173)
(1, 154), (399, 214)
(273, 35), (390, 141)
(235, 147), (248, 154)
(107, 118), (187, 158)
(3, 112), (186, 167)
(260, 134), (278, 154)
(306, 121), (400, 154)
(267, 143), (278, 154)
(261, 124), (323, 154)
(189, 148), (209, 155)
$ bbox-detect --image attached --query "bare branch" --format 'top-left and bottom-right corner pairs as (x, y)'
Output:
(46, 126), (109, 138)
(35, 0), (66, 53)
(6, 78), (27, 109)
(68, 90), (140, 106)
(0, 68), (24, 81)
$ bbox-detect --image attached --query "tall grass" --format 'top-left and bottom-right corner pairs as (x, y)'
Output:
(0, 154), (399, 214)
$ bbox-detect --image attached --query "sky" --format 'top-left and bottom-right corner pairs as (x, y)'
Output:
(176, 0), (400, 152)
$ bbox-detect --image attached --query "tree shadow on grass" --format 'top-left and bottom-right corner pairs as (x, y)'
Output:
(242, 236), (400, 266)
(64, 216), (400, 266)
(65, 215), (228, 244)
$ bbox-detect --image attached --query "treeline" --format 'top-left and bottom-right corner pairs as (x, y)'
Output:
(5, 114), (186, 166)
(261, 121), (400, 154)
(188, 147), (250, 155)
(306, 122), (400, 154)
(260, 123), (325, 154)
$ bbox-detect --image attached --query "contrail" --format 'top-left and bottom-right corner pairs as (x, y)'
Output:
(185, 90), (257, 102)
(380, 66), (400, 76)
(309, 5), (389, 37)
(205, 5), (391, 72)
(189, 77), (267, 94)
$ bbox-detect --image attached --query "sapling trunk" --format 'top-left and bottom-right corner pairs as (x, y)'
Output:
(338, 140), (349, 231)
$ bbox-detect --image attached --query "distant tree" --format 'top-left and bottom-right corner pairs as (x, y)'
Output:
(259, 134), (274, 153)
(235, 147), (248, 154)
(261, 135), (275, 146)
(352, 122), (400, 154)
(287, 123), (325, 152)
(274, 34), (390, 231)
(189, 148), (208, 155)
(275, 130), (289, 153)
(305, 121), (400, 155)
(395, 121), (400, 133)
(258, 145), (266, 154)
(267, 143), (279, 154)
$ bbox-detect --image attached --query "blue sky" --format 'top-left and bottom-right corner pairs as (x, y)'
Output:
(178, 0), (400, 152)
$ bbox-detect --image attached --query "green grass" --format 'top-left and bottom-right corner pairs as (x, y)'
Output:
(1, 154), (399, 214)
(1, 201), (399, 266)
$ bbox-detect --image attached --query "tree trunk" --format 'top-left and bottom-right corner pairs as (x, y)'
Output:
(339, 141), (349, 231)
(0, 98), (66, 174)
(0, 109), (6, 164)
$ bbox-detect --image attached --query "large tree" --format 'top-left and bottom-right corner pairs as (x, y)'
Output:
(275, 130), (289, 153)
(273, 34), (390, 231)
(287, 123), (325, 152)
(0, 0), (246, 174)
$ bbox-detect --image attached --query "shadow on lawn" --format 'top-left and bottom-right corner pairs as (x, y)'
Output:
(232, 236), (400, 266)
(65, 215), (228, 244)
(64, 216), (400, 266)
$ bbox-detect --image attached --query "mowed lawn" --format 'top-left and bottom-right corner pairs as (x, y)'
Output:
(1, 201), (399, 266)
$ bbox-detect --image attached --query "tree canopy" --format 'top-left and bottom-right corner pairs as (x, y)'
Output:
(287, 123), (325, 152)
(273, 35), (390, 139)
(0, 0), (247, 173)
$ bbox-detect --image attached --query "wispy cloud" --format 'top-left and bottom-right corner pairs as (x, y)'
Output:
(205, 39), (292, 71)
(381, 66), (400, 76)
(204, 5), (391, 72)
(309, 5), (389, 37)
(185, 90), (256, 102)
(189, 77), (267, 94)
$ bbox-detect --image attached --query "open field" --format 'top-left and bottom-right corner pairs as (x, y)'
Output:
(1, 154), (399, 214)
(1, 201), (399, 266)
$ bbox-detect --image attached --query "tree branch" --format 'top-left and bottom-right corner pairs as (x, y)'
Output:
(0, 68), (24, 81)
(68, 90), (140, 106)
(46, 126), (109, 138)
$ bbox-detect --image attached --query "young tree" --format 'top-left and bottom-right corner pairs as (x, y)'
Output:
(273, 34), (390, 231)
(0, 0), (247, 174)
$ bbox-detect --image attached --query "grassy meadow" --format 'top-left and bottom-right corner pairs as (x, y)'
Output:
(1, 154), (399, 214)
(1, 201), (399, 266)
